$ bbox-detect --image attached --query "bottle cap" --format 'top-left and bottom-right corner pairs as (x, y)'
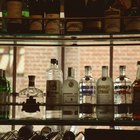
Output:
(51, 58), (57, 64)
(137, 61), (140, 65)
(119, 65), (126, 68)
(28, 75), (35, 81)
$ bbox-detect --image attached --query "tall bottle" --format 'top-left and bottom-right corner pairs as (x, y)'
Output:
(79, 66), (96, 119)
(124, 0), (140, 32)
(29, 0), (44, 33)
(64, 0), (85, 33)
(96, 66), (114, 120)
(62, 67), (79, 119)
(22, 0), (29, 33)
(0, 0), (2, 32)
(84, 0), (105, 33)
(17, 75), (45, 119)
(114, 65), (132, 120)
(7, 0), (22, 33)
(45, 0), (60, 34)
(104, 0), (121, 33)
(0, 69), (10, 119)
(46, 58), (63, 119)
(132, 61), (140, 120)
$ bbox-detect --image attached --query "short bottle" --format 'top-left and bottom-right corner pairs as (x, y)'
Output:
(114, 65), (132, 120)
(79, 66), (96, 119)
(17, 75), (45, 119)
(46, 58), (63, 119)
(132, 61), (140, 120)
(124, 0), (140, 32)
(96, 66), (114, 120)
(6, 0), (22, 33)
(45, 0), (60, 34)
(29, 0), (44, 33)
(62, 67), (79, 119)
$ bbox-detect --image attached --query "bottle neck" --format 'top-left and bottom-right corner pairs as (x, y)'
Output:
(28, 76), (35, 87)
(85, 66), (92, 77)
(102, 66), (108, 78)
(136, 64), (140, 80)
(119, 66), (126, 77)
(67, 67), (74, 79)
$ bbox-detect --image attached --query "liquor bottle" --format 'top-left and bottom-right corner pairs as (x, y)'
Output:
(29, 0), (44, 33)
(96, 66), (114, 120)
(84, 0), (105, 33)
(3, 70), (11, 119)
(21, 0), (29, 33)
(62, 67), (79, 119)
(79, 66), (96, 119)
(45, 0), (60, 34)
(114, 65), (132, 120)
(124, 0), (140, 32)
(7, 0), (22, 33)
(132, 61), (140, 120)
(64, 0), (85, 33)
(104, 0), (121, 33)
(17, 75), (45, 119)
(0, 69), (10, 119)
(46, 58), (63, 119)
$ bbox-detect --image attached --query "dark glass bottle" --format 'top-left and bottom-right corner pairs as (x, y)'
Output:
(21, 0), (29, 33)
(7, 0), (22, 33)
(124, 0), (140, 32)
(64, 0), (85, 34)
(132, 61), (140, 120)
(45, 0), (60, 34)
(29, 0), (45, 33)
(84, 0), (105, 33)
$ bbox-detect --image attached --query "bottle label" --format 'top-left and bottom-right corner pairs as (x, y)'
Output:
(124, 17), (140, 31)
(46, 80), (61, 110)
(66, 21), (83, 32)
(30, 15), (43, 31)
(62, 93), (78, 118)
(104, 8), (120, 33)
(7, 1), (22, 23)
(80, 85), (94, 94)
(45, 14), (60, 34)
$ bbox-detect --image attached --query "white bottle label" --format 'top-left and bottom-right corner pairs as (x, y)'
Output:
(7, 1), (22, 23)
(104, 7), (120, 33)
(30, 15), (43, 31)
(45, 14), (60, 34)
(62, 93), (78, 119)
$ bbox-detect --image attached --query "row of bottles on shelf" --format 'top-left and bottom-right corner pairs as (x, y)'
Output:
(0, 0), (140, 34)
(1, 59), (140, 121)
(0, 125), (81, 140)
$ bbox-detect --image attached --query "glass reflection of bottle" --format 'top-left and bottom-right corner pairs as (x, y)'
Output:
(132, 61), (140, 120)
(18, 75), (45, 119)
(114, 65), (132, 120)
(96, 66), (114, 120)
(124, 0), (140, 32)
(62, 67), (79, 119)
(45, 0), (60, 34)
(79, 66), (96, 119)
(7, 0), (22, 33)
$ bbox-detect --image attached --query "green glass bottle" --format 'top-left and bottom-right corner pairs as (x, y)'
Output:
(0, 69), (10, 119)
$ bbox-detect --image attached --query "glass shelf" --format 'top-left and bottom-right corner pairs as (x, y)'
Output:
(0, 32), (139, 47)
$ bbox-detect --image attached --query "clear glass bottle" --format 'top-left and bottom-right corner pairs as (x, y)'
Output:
(114, 65), (132, 120)
(17, 75), (45, 119)
(46, 58), (63, 119)
(124, 0), (140, 32)
(62, 67), (79, 119)
(96, 66), (114, 120)
(132, 61), (140, 120)
(79, 66), (96, 119)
